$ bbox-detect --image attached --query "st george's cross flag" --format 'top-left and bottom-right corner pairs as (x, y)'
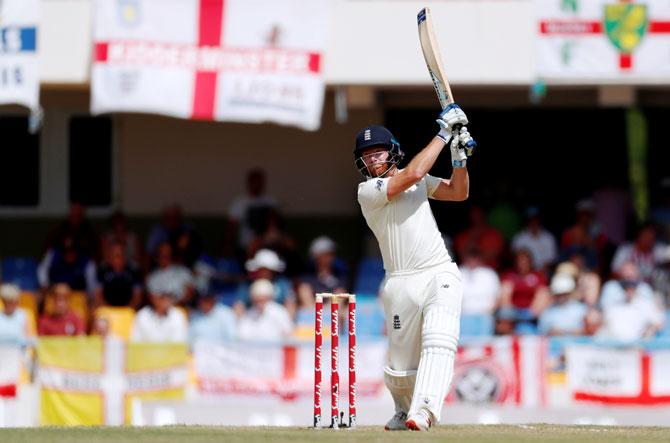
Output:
(91, 0), (330, 131)
(0, 0), (39, 112)
(536, 0), (670, 80)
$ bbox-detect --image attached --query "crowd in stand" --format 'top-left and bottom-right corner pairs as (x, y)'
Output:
(0, 168), (669, 346)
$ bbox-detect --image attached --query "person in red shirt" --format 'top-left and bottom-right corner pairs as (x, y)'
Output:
(38, 283), (85, 336)
(497, 249), (550, 334)
(454, 206), (505, 270)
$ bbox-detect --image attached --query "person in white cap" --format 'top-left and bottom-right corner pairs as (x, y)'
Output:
(237, 279), (293, 342)
(235, 249), (295, 311)
(0, 284), (29, 345)
(538, 273), (588, 336)
(301, 236), (349, 295)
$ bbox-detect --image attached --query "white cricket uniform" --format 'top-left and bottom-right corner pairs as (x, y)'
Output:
(358, 174), (462, 422)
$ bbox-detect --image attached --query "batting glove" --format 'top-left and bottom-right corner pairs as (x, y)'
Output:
(436, 104), (468, 143)
(450, 127), (477, 167)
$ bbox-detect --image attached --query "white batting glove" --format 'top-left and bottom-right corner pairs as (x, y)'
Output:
(450, 129), (468, 168)
(436, 104), (468, 143)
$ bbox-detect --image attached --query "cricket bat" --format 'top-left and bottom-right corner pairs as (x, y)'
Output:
(418, 7), (476, 154)
(417, 7), (454, 109)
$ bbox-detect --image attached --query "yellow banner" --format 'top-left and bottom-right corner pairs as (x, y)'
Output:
(37, 337), (188, 426)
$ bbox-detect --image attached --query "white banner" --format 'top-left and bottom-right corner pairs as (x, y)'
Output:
(0, 0), (39, 111)
(536, 0), (670, 80)
(91, 0), (329, 131)
(566, 344), (670, 405)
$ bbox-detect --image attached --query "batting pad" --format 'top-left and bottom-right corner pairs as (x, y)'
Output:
(408, 305), (459, 422)
(384, 366), (417, 413)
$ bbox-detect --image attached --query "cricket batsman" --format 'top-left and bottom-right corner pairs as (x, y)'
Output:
(354, 105), (474, 431)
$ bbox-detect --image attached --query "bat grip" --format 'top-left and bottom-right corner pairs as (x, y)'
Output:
(452, 123), (477, 156)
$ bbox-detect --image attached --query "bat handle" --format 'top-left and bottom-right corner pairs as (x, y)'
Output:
(452, 122), (477, 156)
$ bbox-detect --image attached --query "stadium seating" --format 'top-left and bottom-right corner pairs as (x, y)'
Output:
(460, 314), (495, 337)
(1, 257), (39, 291)
(214, 258), (243, 306)
(353, 257), (384, 298)
(93, 306), (136, 340)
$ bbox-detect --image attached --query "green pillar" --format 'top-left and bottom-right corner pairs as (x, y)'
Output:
(626, 108), (649, 222)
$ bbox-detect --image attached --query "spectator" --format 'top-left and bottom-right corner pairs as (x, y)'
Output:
(131, 280), (188, 343)
(236, 249), (295, 308)
(38, 284), (84, 336)
(511, 207), (558, 271)
(497, 249), (550, 333)
(38, 236), (97, 294)
(238, 279), (293, 342)
(611, 222), (666, 283)
(94, 242), (143, 309)
(226, 168), (280, 254)
(562, 199), (609, 253)
(600, 261), (655, 310)
(454, 205), (505, 269)
(651, 246), (670, 302)
(246, 208), (301, 277)
(555, 260), (601, 308)
(538, 273), (588, 336)
(101, 211), (141, 267)
(146, 205), (202, 266)
(460, 248), (500, 316)
(91, 316), (110, 337)
(146, 242), (195, 305)
(189, 288), (236, 344)
(299, 236), (348, 295)
(558, 225), (599, 272)
(598, 274), (665, 342)
(0, 284), (29, 345)
(46, 202), (98, 259)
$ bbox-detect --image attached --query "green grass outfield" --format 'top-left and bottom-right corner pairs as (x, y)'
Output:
(1, 425), (669, 443)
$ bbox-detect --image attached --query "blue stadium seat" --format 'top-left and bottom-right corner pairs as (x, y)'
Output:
(213, 258), (242, 307)
(460, 314), (494, 337)
(354, 257), (384, 297)
(1, 257), (39, 290)
(515, 321), (538, 335)
(658, 310), (670, 337)
(355, 297), (385, 338)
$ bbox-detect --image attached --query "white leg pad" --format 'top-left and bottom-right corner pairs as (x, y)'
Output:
(383, 366), (417, 413)
(408, 306), (460, 422)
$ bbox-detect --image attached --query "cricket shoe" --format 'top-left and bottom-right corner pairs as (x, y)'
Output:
(384, 411), (408, 431)
(405, 409), (432, 431)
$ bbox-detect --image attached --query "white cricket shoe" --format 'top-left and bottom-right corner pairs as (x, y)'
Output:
(384, 411), (408, 431)
(405, 409), (432, 431)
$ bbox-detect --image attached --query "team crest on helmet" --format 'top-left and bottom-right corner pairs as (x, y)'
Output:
(364, 129), (371, 141)
(604, 3), (648, 54)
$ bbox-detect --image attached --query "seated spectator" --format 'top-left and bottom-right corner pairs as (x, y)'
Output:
(146, 205), (202, 267)
(558, 225), (599, 272)
(497, 249), (550, 333)
(561, 199), (609, 254)
(454, 205), (505, 270)
(238, 279), (293, 342)
(598, 274), (665, 342)
(38, 236), (97, 294)
(651, 246), (670, 303)
(95, 242), (142, 309)
(38, 284), (85, 336)
(225, 168), (280, 255)
(460, 248), (500, 316)
(611, 222), (666, 283)
(247, 208), (301, 277)
(511, 207), (558, 271)
(555, 260), (601, 308)
(236, 249), (295, 308)
(538, 273), (588, 336)
(299, 236), (349, 295)
(146, 242), (194, 305)
(46, 202), (99, 260)
(600, 261), (655, 309)
(189, 287), (236, 344)
(101, 211), (141, 267)
(91, 316), (110, 337)
(131, 279), (188, 343)
(0, 284), (29, 345)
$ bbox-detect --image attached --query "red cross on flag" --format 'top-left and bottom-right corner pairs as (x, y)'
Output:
(91, 0), (330, 131)
(537, 0), (670, 80)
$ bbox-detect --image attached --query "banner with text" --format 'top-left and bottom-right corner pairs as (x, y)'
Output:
(91, 0), (329, 130)
(37, 338), (188, 426)
(0, 0), (39, 111)
(567, 344), (670, 405)
(536, 0), (670, 80)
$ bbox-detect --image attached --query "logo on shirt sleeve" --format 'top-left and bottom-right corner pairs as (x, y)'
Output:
(375, 179), (383, 191)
